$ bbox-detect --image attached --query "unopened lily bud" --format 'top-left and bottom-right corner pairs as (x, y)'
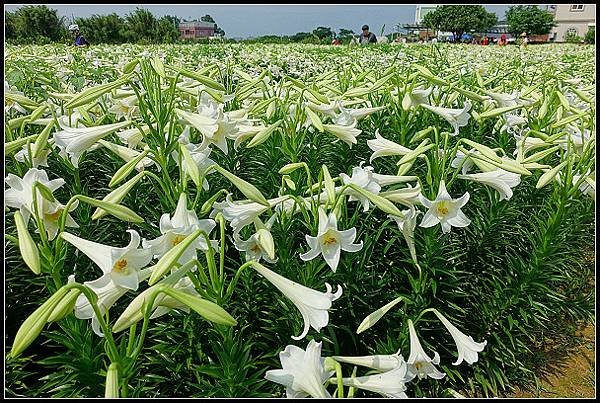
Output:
(92, 171), (145, 220)
(536, 160), (569, 189)
(148, 229), (204, 285)
(348, 184), (403, 217)
(247, 119), (282, 148)
(256, 228), (275, 260)
(108, 149), (150, 188)
(213, 166), (269, 206)
(200, 190), (227, 216)
(356, 296), (404, 334)
(48, 286), (81, 322)
(122, 58), (139, 74)
(180, 144), (202, 188)
(322, 165), (336, 206)
(10, 287), (70, 357)
(305, 106), (324, 132)
(76, 195), (144, 223)
(105, 362), (120, 398)
(278, 162), (306, 175)
(14, 211), (41, 275)
(162, 288), (237, 326)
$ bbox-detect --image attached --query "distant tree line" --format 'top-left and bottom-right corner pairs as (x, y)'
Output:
(5, 5), (217, 45)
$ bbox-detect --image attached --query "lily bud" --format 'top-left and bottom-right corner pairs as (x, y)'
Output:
(92, 171), (145, 220)
(213, 166), (269, 206)
(357, 296), (404, 334)
(105, 362), (120, 398)
(14, 211), (41, 275)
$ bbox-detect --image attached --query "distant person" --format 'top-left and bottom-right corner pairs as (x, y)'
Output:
(499, 33), (507, 46)
(331, 37), (341, 45)
(359, 24), (377, 44)
(482, 36), (489, 45)
(520, 32), (528, 49)
(69, 24), (89, 47)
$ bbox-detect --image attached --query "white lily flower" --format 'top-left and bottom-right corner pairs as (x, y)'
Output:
(265, 340), (333, 398)
(486, 90), (521, 108)
(389, 205), (420, 264)
(252, 262), (342, 340)
(380, 183), (422, 207)
(14, 144), (50, 168)
(432, 309), (487, 365)
(53, 120), (131, 167)
(338, 102), (386, 120)
(108, 95), (139, 120)
(143, 193), (217, 264)
(558, 125), (592, 154)
(500, 113), (528, 134)
(402, 86), (433, 110)
(458, 169), (521, 201)
(61, 229), (153, 291)
(420, 102), (471, 137)
(340, 358), (409, 398)
(5, 168), (78, 237)
(116, 125), (150, 149)
(74, 268), (152, 336)
(367, 129), (412, 163)
(233, 228), (277, 264)
(171, 130), (216, 190)
(513, 133), (547, 156)
(340, 164), (382, 212)
(4, 82), (28, 114)
(419, 180), (471, 234)
(300, 207), (363, 273)
(332, 352), (404, 372)
(98, 140), (155, 171)
(450, 150), (476, 175)
(322, 121), (362, 147)
(572, 170), (595, 199)
(211, 195), (289, 233)
(406, 319), (446, 381)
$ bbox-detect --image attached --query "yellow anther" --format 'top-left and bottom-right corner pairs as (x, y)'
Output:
(113, 258), (128, 273)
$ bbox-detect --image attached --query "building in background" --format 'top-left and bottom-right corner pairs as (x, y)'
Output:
(414, 5), (439, 25)
(178, 20), (216, 39)
(547, 4), (595, 41)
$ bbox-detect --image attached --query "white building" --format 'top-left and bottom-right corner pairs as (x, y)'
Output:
(414, 5), (439, 25)
(547, 4), (595, 41)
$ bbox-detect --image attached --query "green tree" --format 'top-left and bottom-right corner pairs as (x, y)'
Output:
(122, 7), (159, 44)
(5, 5), (66, 44)
(200, 13), (224, 37)
(312, 26), (334, 40)
(584, 27), (595, 44)
(421, 5), (497, 41)
(505, 5), (556, 36)
(156, 15), (180, 43)
(75, 13), (125, 44)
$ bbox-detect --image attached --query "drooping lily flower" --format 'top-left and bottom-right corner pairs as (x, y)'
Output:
(322, 108), (362, 146)
(252, 262), (342, 340)
(513, 132), (547, 156)
(402, 86), (433, 110)
(432, 309), (487, 366)
(500, 113), (528, 134)
(420, 102), (471, 137)
(5, 168), (78, 236)
(265, 340), (333, 398)
(211, 195), (290, 233)
(340, 164), (382, 212)
(380, 183), (422, 207)
(116, 125), (150, 149)
(61, 229), (153, 291)
(406, 319), (446, 381)
(419, 180), (471, 234)
(338, 102), (386, 120)
(486, 90), (521, 108)
(367, 129), (412, 163)
(572, 170), (595, 200)
(233, 225), (277, 264)
(171, 129), (216, 190)
(450, 150), (476, 175)
(108, 95), (139, 120)
(14, 142), (51, 168)
(300, 207), (363, 273)
(340, 357), (409, 398)
(143, 193), (217, 264)
(558, 125), (592, 154)
(332, 351), (404, 372)
(458, 169), (521, 201)
(53, 120), (131, 167)
(74, 268), (152, 336)
(98, 140), (155, 171)
(388, 205), (420, 264)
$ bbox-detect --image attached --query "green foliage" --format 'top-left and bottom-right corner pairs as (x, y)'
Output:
(421, 5), (497, 38)
(564, 32), (584, 44)
(584, 27), (595, 44)
(75, 14), (126, 44)
(505, 6), (557, 36)
(5, 5), (68, 44)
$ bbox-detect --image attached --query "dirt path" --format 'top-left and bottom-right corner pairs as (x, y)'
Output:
(511, 323), (595, 398)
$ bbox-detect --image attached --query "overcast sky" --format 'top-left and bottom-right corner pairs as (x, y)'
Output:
(5, 4), (517, 38)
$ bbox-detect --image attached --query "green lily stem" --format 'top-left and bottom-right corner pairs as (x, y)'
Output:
(223, 261), (254, 302)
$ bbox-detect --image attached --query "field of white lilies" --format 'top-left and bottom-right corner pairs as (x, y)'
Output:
(4, 43), (595, 398)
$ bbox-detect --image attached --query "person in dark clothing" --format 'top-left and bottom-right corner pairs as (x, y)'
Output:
(69, 24), (89, 47)
(359, 24), (377, 44)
